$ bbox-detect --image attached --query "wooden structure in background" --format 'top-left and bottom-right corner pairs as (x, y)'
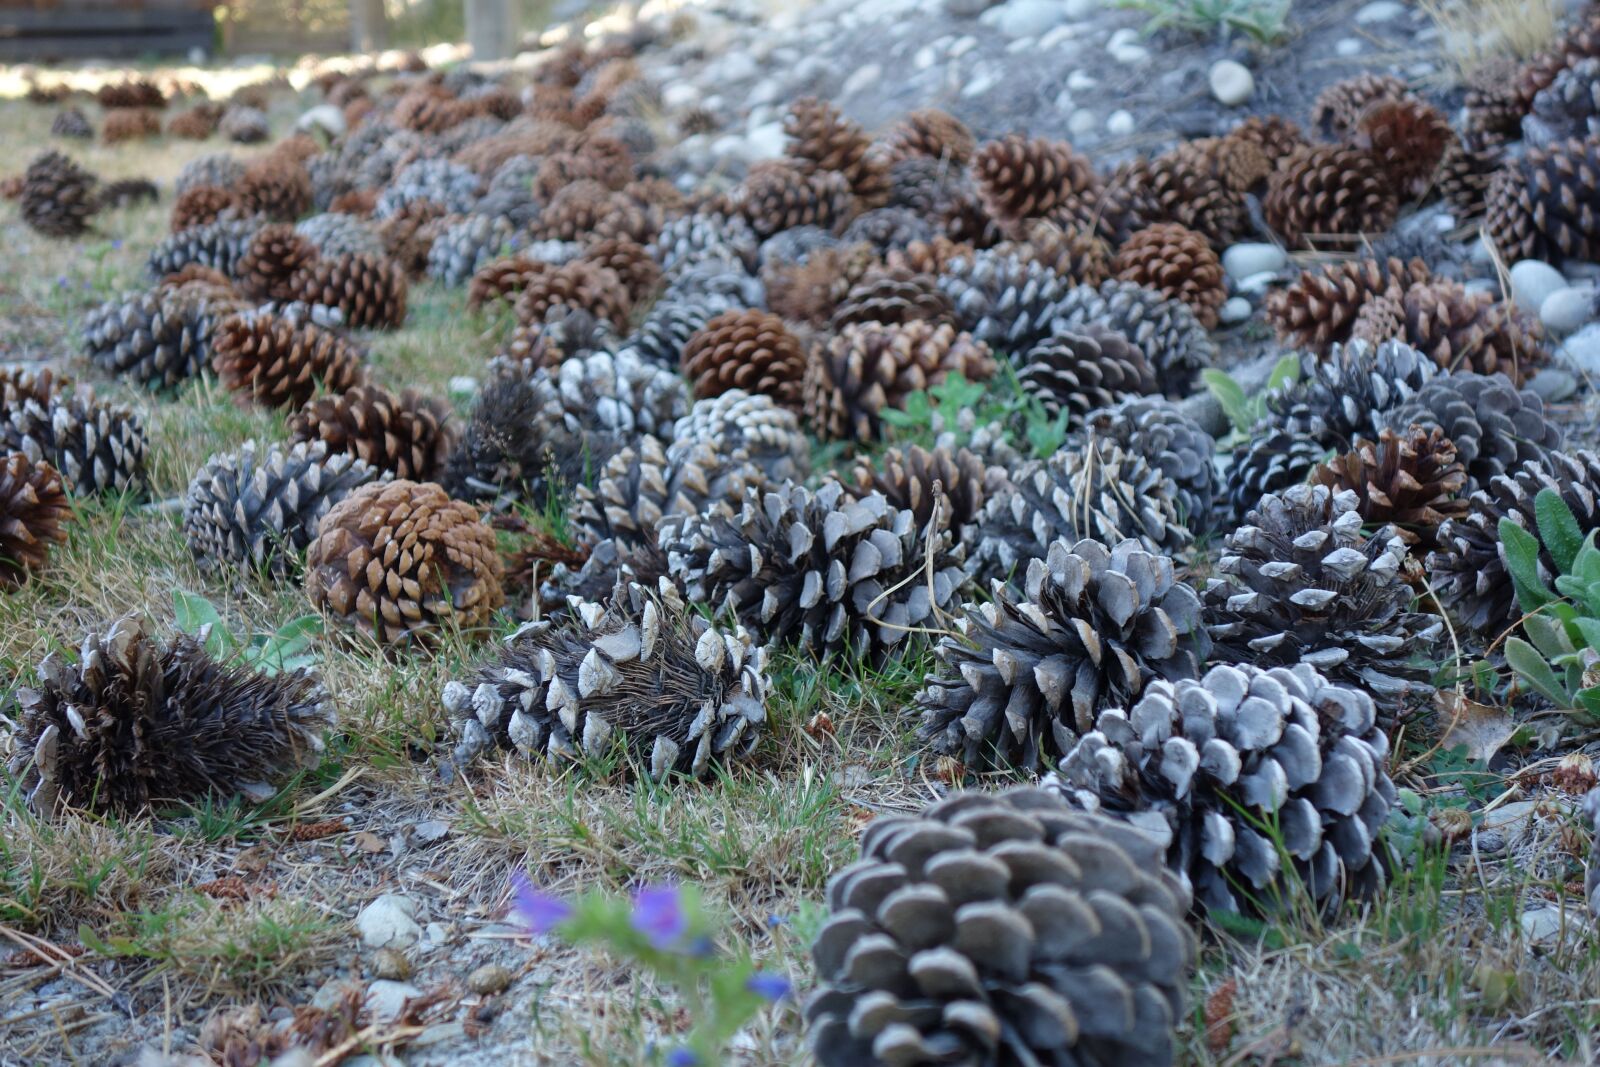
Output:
(221, 0), (347, 55)
(0, 0), (215, 59)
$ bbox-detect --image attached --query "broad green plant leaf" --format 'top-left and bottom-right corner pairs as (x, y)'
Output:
(1498, 519), (1553, 613)
(1506, 637), (1572, 707)
(1533, 488), (1584, 574)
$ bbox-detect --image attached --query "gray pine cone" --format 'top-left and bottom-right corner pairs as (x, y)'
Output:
(375, 158), (482, 218)
(444, 375), (625, 505)
(671, 390), (811, 487)
(1046, 662), (1397, 915)
(806, 786), (1195, 1067)
(1530, 58), (1600, 144)
(444, 579), (769, 778)
(1016, 325), (1157, 419)
(182, 439), (390, 576)
(146, 218), (260, 280)
(1379, 370), (1563, 492)
(1221, 426), (1326, 528)
(648, 212), (760, 274)
(535, 348), (689, 440)
(622, 299), (724, 367)
(1079, 397), (1219, 535)
(919, 536), (1209, 771)
(936, 250), (1075, 352)
(0, 379), (147, 496)
(1266, 340), (1439, 452)
(426, 213), (516, 286)
(1047, 279), (1218, 389)
(176, 152), (246, 194)
(82, 283), (241, 390)
(295, 213), (387, 260)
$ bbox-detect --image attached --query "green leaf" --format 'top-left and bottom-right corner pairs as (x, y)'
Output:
(1498, 519), (1554, 613)
(1523, 612), (1573, 661)
(1264, 352), (1301, 395)
(1506, 636), (1573, 707)
(1574, 536), (1600, 586)
(1575, 616), (1600, 654)
(1534, 488), (1584, 574)
(172, 588), (223, 636)
(1201, 368), (1252, 432)
(1577, 688), (1600, 723)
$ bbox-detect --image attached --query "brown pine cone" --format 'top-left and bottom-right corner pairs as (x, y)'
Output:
(682, 310), (807, 409)
(171, 184), (238, 232)
(973, 133), (1095, 227)
(392, 87), (473, 134)
(511, 260), (631, 333)
(885, 236), (977, 277)
(995, 222), (1111, 284)
(97, 78), (165, 109)
(160, 264), (236, 292)
(1263, 145), (1399, 248)
(1436, 132), (1508, 218)
(468, 256), (552, 310)
(101, 107), (160, 144)
(1265, 256), (1431, 351)
(1484, 134), (1600, 263)
(1400, 279), (1547, 383)
(1349, 292), (1406, 347)
(726, 160), (854, 238)
(1015, 325), (1157, 419)
(1465, 76), (1524, 138)
(884, 108), (976, 166)
(850, 443), (1001, 531)
(288, 383), (457, 482)
(237, 156), (313, 222)
(1166, 136), (1273, 195)
(1353, 97), (1454, 201)
(378, 199), (448, 277)
(167, 106), (219, 140)
(329, 189), (379, 218)
(1111, 222), (1226, 329)
(1111, 155), (1242, 247)
(1515, 49), (1573, 114)
(1226, 114), (1307, 159)
(306, 480), (504, 647)
(783, 96), (890, 206)
(532, 179), (655, 244)
(289, 252), (408, 330)
(235, 223), (320, 302)
(212, 312), (367, 409)
(1312, 73), (1412, 137)
(0, 452), (70, 589)
(1310, 427), (1468, 550)
(763, 241), (878, 327)
(804, 321), (996, 442)
(579, 238), (662, 304)
(830, 267), (955, 329)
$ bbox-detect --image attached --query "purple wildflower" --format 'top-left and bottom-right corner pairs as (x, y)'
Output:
(510, 871), (571, 934)
(665, 1048), (700, 1067)
(631, 884), (689, 949)
(746, 973), (791, 1002)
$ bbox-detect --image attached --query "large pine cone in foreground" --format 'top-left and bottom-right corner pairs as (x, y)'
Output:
(212, 312), (367, 410)
(1015, 326), (1156, 420)
(445, 580), (769, 778)
(1379, 370), (1562, 492)
(3, 618), (332, 815)
(183, 439), (390, 577)
(235, 223), (320, 302)
(289, 251), (408, 330)
(287, 383), (456, 482)
(20, 149), (98, 237)
(0, 452), (69, 588)
(1221, 427), (1326, 529)
(920, 537), (1208, 772)
(0, 377), (147, 497)
(1266, 340), (1438, 452)
(1048, 662), (1396, 916)
(807, 787), (1194, 1067)
(659, 479), (970, 663)
(805, 321), (995, 443)
(307, 480), (504, 647)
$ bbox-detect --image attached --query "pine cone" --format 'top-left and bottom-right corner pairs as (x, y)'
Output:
(1312, 73), (1412, 137)
(183, 439), (390, 576)
(805, 321), (997, 442)
(1380, 370), (1562, 491)
(296, 212), (386, 260)
(97, 178), (159, 211)
(581, 237), (662, 304)
(20, 150), (98, 238)
(235, 223), (320, 302)
(1264, 257), (1431, 352)
(659, 479), (971, 662)
(1353, 97), (1455, 201)
(1047, 279), (1219, 389)
(287, 383), (456, 482)
(1428, 449), (1600, 638)
(682, 310), (808, 409)
(1530, 57), (1600, 143)
(1227, 114), (1307, 159)
(289, 251), (408, 329)
(5, 619), (329, 817)
(167, 106), (219, 140)
(1047, 662), (1396, 914)
(1112, 223), (1226, 329)
(973, 133), (1094, 227)
(426, 214), (518, 286)
(0, 452), (69, 588)
(807, 787), (1194, 1067)
(921, 537), (1207, 768)
(444, 376), (618, 504)
(936, 250), (1077, 352)
(726, 161), (854, 239)
(994, 222), (1111, 284)
(1349, 292), (1405, 347)
(1264, 145), (1399, 248)
(1399, 279), (1546, 382)
(1203, 483), (1444, 717)
(1267, 341), (1440, 452)
(97, 79), (165, 109)
(1222, 427), (1325, 526)
(306, 480), (504, 647)
(1484, 134), (1600, 263)
(50, 107), (93, 140)
(1016, 326), (1156, 419)
(211, 312), (367, 409)
(649, 211), (760, 273)
(147, 218), (260, 279)
(1079, 397), (1218, 533)
(83, 282), (242, 391)
(377, 198), (448, 276)
(763, 241), (874, 326)
(1115, 154), (1244, 247)
(492, 306), (617, 376)
(237, 157), (313, 222)
(101, 107), (160, 144)
(468, 255), (552, 309)
(512, 260), (631, 333)
(535, 347), (688, 440)
(170, 184), (240, 232)
(850, 443), (1003, 534)
(445, 580), (767, 777)
(671, 390), (811, 488)
(1310, 428), (1468, 551)
(1167, 135), (1273, 195)
(1437, 132), (1508, 218)
(783, 96), (890, 206)
(971, 442), (1192, 581)
(830, 267), (956, 329)
(0, 373), (147, 496)
(883, 107), (976, 165)
(534, 180), (655, 244)
(220, 105), (270, 144)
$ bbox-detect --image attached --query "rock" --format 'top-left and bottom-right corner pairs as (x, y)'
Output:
(943, 0), (996, 14)
(1068, 109), (1097, 135)
(915, 45), (938, 69)
(448, 376), (478, 398)
(312, 977), (366, 1011)
(358, 895), (421, 950)
(1106, 110), (1134, 136)
(748, 78), (783, 106)
(1178, 391), (1228, 438)
(1520, 905), (1582, 942)
(1223, 242), (1286, 281)
(1067, 70), (1097, 91)
(1209, 60), (1254, 106)
(296, 104), (345, 138)
(365, 980), (423, 1022)
(994, 0), (1060, 36)
(1335, 38), (1363, 56)
(1111, 41), (1150, 64)
(717, 52), (759, 83)
(424, 922), (451, 948)
(1064, 0), (1096, 14)
(745, 121), (787, 161)
(1355, 0), (1405, 22)
(662, 83), (700, 110)
(372, 948), (413, 981)
(962, 71), (997, 97)
(1560, 321), (1600, 374)
(1038, 24), (1079, 49)
(1527, 366), (1579, 402)
(1219, 296), (1252, 324)
(1540, 286), (1598, 335)
(410, 819), (451, 844)
(842, 63), (882, 95)
(467, 963), (513, 995)
(949, 35), (978, 57)
(1510, 259), (1567, 313)
(1236, 270), (1278, 296)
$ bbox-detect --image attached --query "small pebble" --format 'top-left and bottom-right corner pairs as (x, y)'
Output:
(1067, 70), (1097, 91)
(1335, 37), (1363, 56)
(1068, 108), (1098, 135)
(1236, 270), (1277, 296)
(372, 948), (413, 981)
(468, 963), (513, 995)
(962, 72), (996, 97)
(357, 895), (421, 950)
(365, 980), (423, 1022)
(1106, 110), (1134, 136)
(1219, 296), (1252, 324)
(1355, 0), (1405, 22)
(1540, 286), (1598, 336)
(1222, 242), (1286, 281)
(1509, 259), (1567, 313)
(1527, 366), (1579, 402)
(1208, 60), (1254, 106)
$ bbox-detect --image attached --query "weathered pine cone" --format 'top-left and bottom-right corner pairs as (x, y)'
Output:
(1266, 340), (1439, 452)
(671, 390), (811, 488)
(1484, 133), (1600, 263)
(287, 383), (457, 482)
(147, 218), (259, 279)
(807, 787), (1194, 1067)
(681, 309), (808, 409)
(512, 260), (632, 333)
(1353, 97), (1455, 201)
(883, 107), (976, 165)
(170, 184), (240, 233)
(784, 96), (890, 206)
(850, 443), (1004, 535)
(1263, 145), (1399, 248)
(1047, 662), (1397, 915)
(20, 149), (98, 237)
(0, 452), (69, 589)
(1046, 279), (1218, 390)
(973, 133), (1095, 227)
(3, 618), (332, 815)
(725, 161), (854, 239)
(805, 321), (996, 443)
(305, 479), (505, 647)
(1399, 279), (1546, 383)
(234, 223), (320, 302)
(82, 281), (243, 392)
(289, 252), (408, 330)
(236, 156), (313, 222)
(1434, 131), (1505, 218)
(919, 536), (1208, 770)
(50, 106), (93, 139)
(1312, 73), (1412, 137)
(830, 267), (956, 329)
(1015, 326), (1157, 419)
(1079, 397), (1218, 534)
(1111, 223), (1226, 329)
(1310, 428), (1468, 552)
(1264, 257), (1431, 353)
(1114, 155), (1244, 247)
(1379, 370), (1563, 492)
(0, 371), (147, 496)
(1221, 427), (1328, 529)
(101, 107), (160, 144)
(444, 580), (769, 778)
(211, 312), (367, 409)
(443, 375), (618, 505)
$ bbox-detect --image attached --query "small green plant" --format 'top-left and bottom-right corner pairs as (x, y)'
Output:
(1118, 0), (1292, 42)
(1202, 353), (1300, 442)
(881, 369), (1070, 460)
(1500, 488), (1600, 722)
(172, 589), (321, 673)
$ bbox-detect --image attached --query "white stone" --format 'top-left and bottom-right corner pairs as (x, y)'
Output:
(718, 52), (758, 82)
(1068, 108), (1098, 135)
(745, 121), (787, 160)
(1237, 270), (1277, 296)
(1541, 286), (1598, 335)
(448, 376), (479, 398)
(661, 83), (700, 111)
(1560, 321), (1600, 374)
(358, 895), (421, 950)
(1054, 89), (1075, 110)
(1219, 296), (1252, 324)
(748, 78), (783, 106)
(1106, 110), (1135, 136)
(963, 72), (996, 97)
(1107, 27), (1140, 49)
(296, 104), (346, 138)
(950, 35), (978, 57)
(842, 63), (882, 94)
(1007, 36), (1036, 53)
(915, 46), (938, 69)
(1208, 60), (1254, 107)
(1112, 43), (1150, 64)
(995, 0), (1061, 36)
(1064, 0), (1096, 14)
(1223, 242), (1287, 281)
(1510, 259), (1568, 313)
(1038, 24), (1077, 49)
(1355, 0), (1404, 22)
(1067, 70), (1098, 91)
(1335, 37), (1363, 56)
(366, 980), (424, 1021)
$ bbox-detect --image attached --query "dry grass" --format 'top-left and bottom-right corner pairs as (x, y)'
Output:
(0, 69), (1598, 1067)
(1421, 0), (1562, 83)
